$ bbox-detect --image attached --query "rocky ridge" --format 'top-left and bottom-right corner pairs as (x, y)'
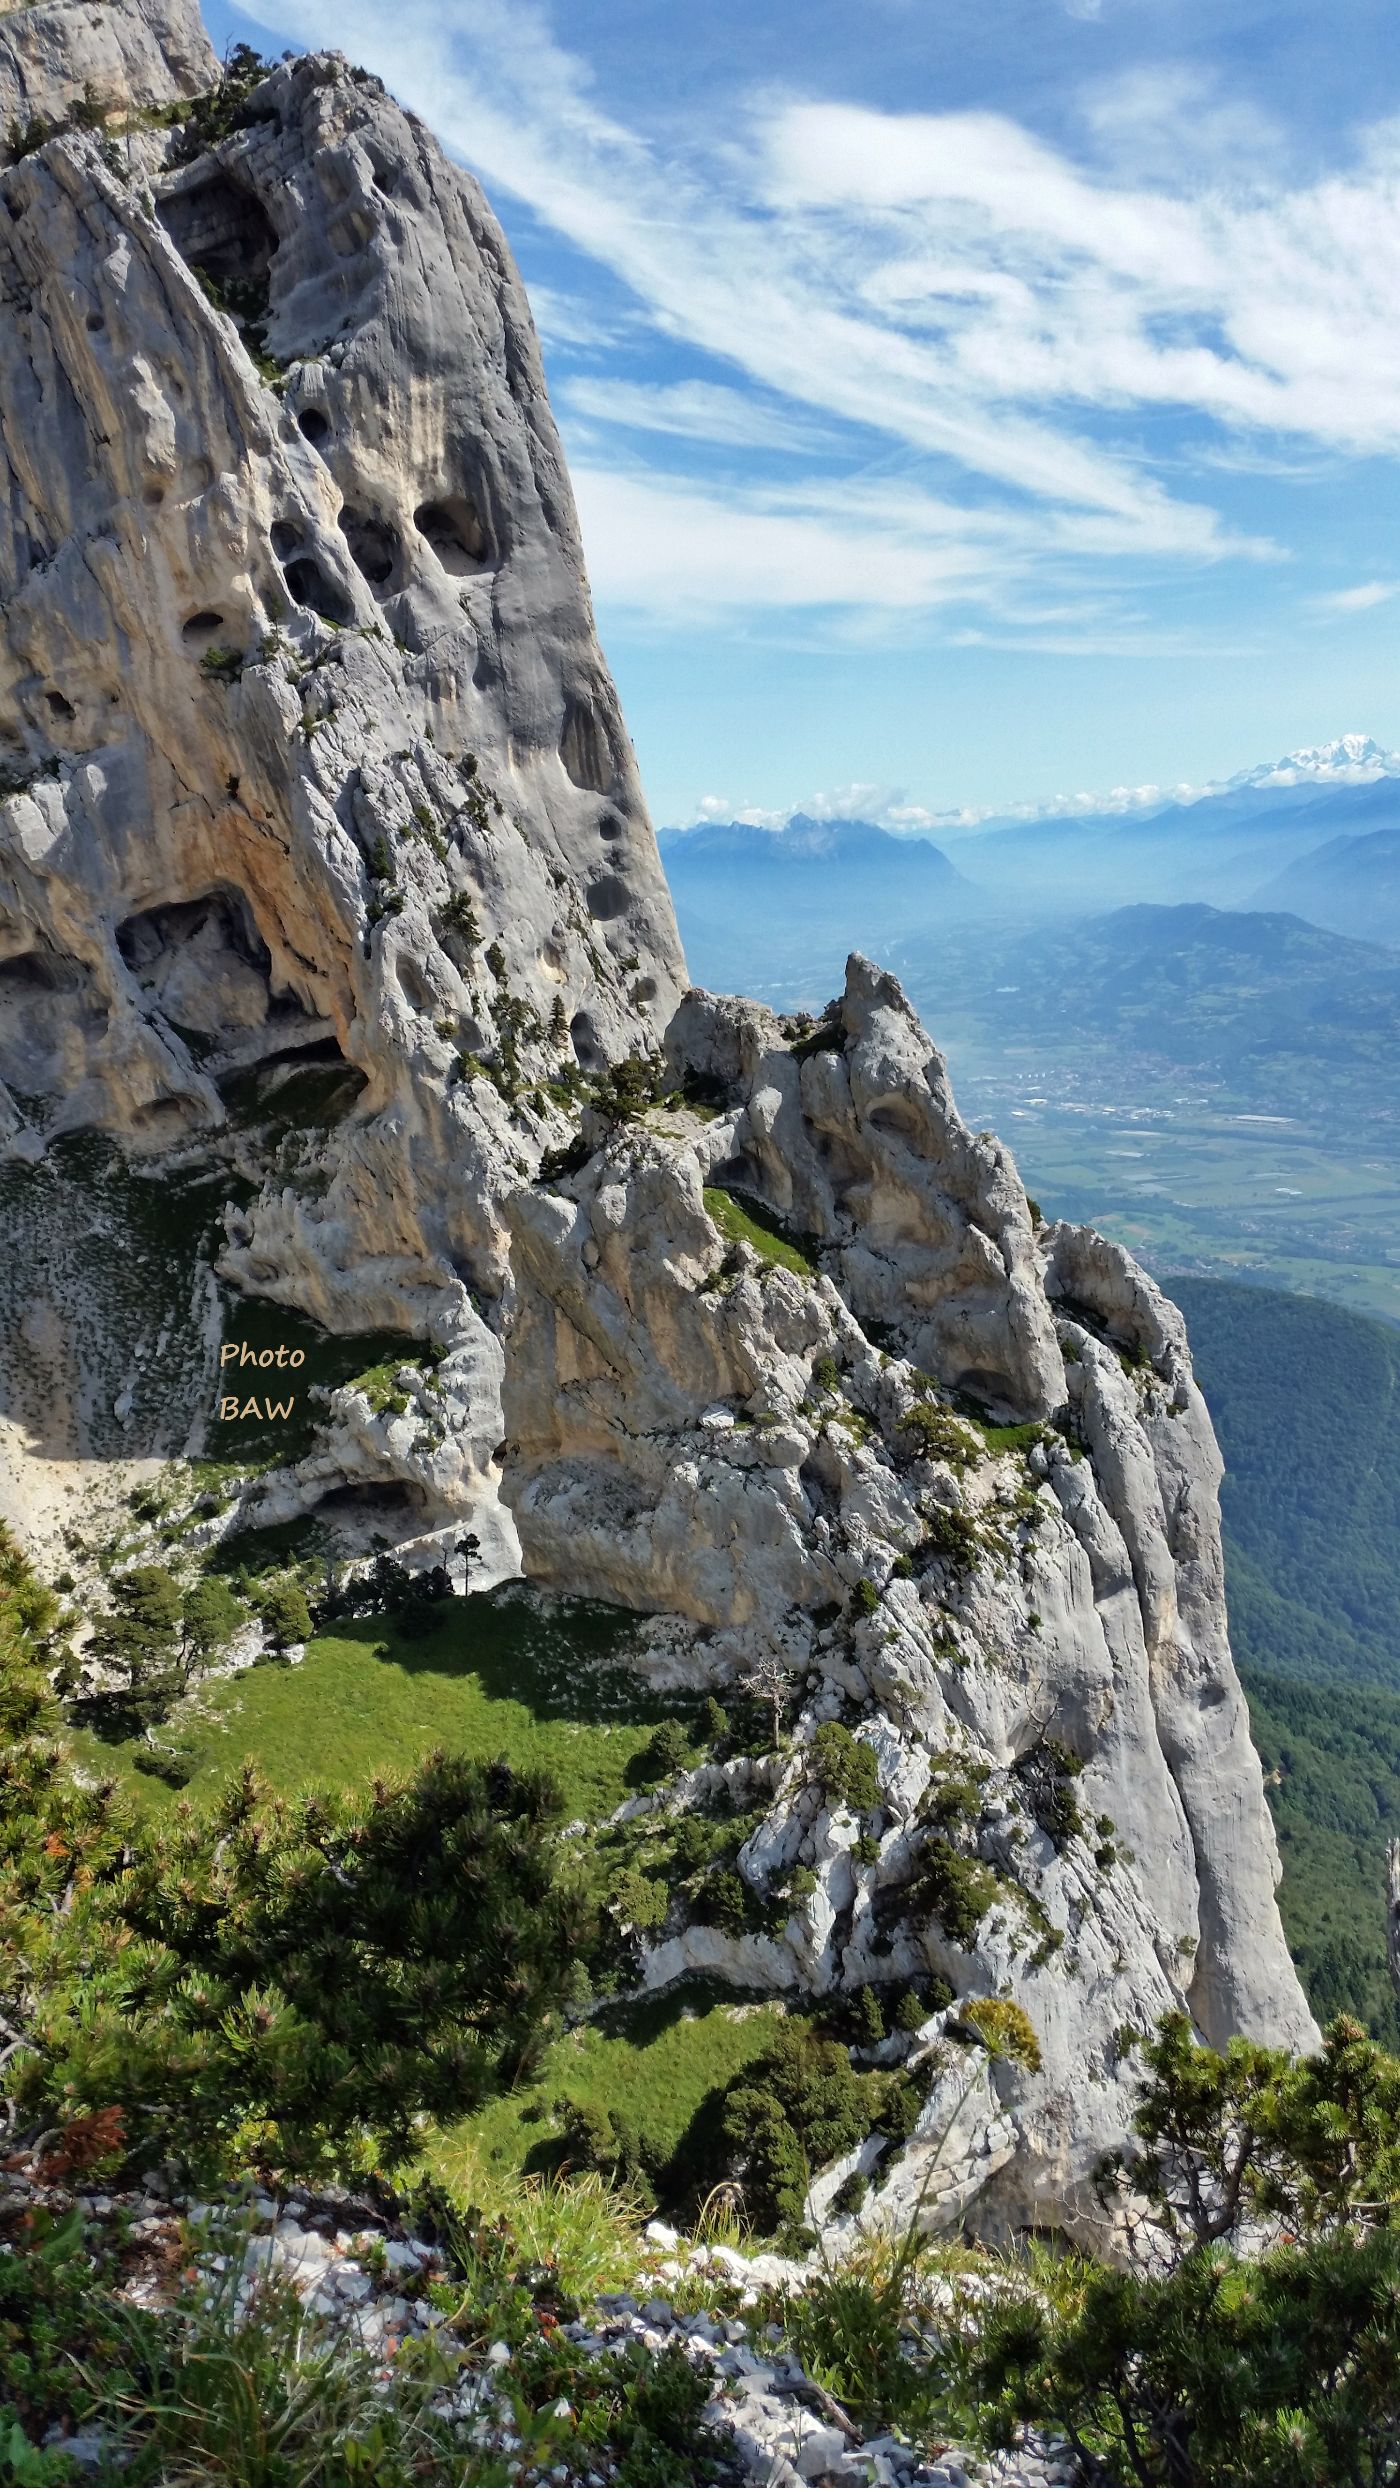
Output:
(0, 0), (1314, 2246)
(6, 2153), (1075, 2487)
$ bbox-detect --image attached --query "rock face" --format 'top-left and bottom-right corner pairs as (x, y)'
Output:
(0, 0), (1315, 2243)
(0, 11), (683, 1560)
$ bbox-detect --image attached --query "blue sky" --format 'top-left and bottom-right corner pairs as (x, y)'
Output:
(207, 0), (1400, 827)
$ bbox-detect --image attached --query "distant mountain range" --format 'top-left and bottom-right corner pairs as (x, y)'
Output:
(658, 814), (977, 995)
(938, 767), (1400, 919)
(659, 812), (971, 893)
(661, 740), (1400, 947)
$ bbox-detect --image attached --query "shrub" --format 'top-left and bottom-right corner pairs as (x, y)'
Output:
(812, 1721), (881, 1814)
(957, 1996), (1042, 2071)
(699, 1694), (729, 1746)
(182, 1575), (245, 1669)
(1015, 1740), (1085, 1847)
(850, 1578), (880, 1618)
(438, 889), (481, 949)
(812, 1354), (840, 1394)
(853, 1984), (886, 2045)
(593, 1053), (660, 1124)
(198, 643), (245, 684)
(1111, 2010), (1400, 2250)
(257, 1575), (312, 1652)
(610, 1869), (668, 1932)
(919, 1503), (986, 1575)
(694, 2025), (884, 2235)
(696, 1867), (748, 1935)
(6, 1753), (595, 2182)
(911, 1839), (1000, 1948)
(788, 1013), (845, 1061)
(168, 43), (275, 162)
(957, 2230), (1400, 2487)
(900, 1403), (978, 1468)
(641, 1718), (691, 1779)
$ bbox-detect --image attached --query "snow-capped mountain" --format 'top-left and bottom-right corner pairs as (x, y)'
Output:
(1228, 735), (1400, 791)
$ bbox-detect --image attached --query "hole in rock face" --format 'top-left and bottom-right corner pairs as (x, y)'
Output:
(143, 483), (166, 509)
(598, 813), (623, 843)
(283, 557), (354, 626)
(560, 699), (615, 795)
(586, 875), (629, 924)
(0, 949), (67, 998)
(117, 888), (273, 1011)
(570, 1009), (605, 1073)
(158, 169), (278, 300)
(270, 519), (304, 559)
(311, 1479), (429, 1528)
(365, 144), (401, 198)
(181, 610), (225, 646)
(338, 507), (400, 591)
(414, 494), (488, 576)
(297, 406), (330, 447)
(956, 1366), (1017, 1412)
(44, 691), (75, 722)
(86, 311), (105, 333)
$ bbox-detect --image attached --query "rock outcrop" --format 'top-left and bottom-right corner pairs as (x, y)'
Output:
(0, 0), (1315, 2244)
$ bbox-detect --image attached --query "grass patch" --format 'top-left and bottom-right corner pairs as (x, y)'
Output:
(973, 1420), (1046, 1457)
(703, 1185), (817, 1278)
(64, 1588), (679, 1820)
(431, 1982), (788, 2199)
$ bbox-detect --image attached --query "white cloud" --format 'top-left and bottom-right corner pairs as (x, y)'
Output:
(570, 466), (999, 620)
(560, 377), (834, 452)
(237, 0), (1400, 627)
(1313, 580), (1397, 611)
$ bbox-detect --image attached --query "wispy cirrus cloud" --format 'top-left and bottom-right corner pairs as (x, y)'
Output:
(239, 0), (1400, 635)
(1313, 581), (1397, 612)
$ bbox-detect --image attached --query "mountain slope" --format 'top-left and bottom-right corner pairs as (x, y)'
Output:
(1254, 824), (1400, 948)
(890, 902), (1400, 1110)
(1165, 1277), (1400, 1691)
(1159, 1278), (1400, 2041)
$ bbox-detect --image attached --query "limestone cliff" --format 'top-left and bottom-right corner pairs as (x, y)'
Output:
(0, 0), (1315, 2244)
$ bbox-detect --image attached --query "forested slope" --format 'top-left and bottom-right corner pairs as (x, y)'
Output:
(1166, 1277), (1400, 2038)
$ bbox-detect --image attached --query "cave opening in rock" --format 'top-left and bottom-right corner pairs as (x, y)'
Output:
(158, 168), (278, 302)
(586, 875), (630, 924)
(339, 506), (401, 592)
(309, 1479), (431, 1531)
(297, 406), (330, 447)
(569, 1009), (605, 1072)
(181, 610), (225, 647)
(270, 519), (304, 559)
(414, 494), (488, 576)
(282, 556), (354, 626)
(118, 889), (278, 1047)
